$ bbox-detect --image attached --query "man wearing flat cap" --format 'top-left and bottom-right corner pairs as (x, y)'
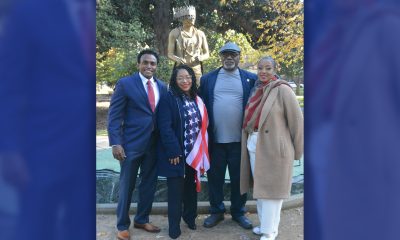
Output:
(199, 41), (257, 229)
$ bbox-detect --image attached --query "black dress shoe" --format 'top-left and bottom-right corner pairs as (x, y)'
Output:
(187, 223), (196, 230)
(184, 220), (196, 230)
(232, 215), (253, 229)
(183, 218), (197, 230)
(203, 213), (224, 228)
(169, 228), (181, 239)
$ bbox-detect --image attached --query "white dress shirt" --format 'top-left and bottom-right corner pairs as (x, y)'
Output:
(139, 72), (160, 106)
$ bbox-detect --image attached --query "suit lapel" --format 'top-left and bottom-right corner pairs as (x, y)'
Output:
(209, 68), (220, 103)
(239, 69), (249, 93)
(238, 68), (253, 109)
(154, 78), (164, 111)
(132, 73), (152, 112)
(258, 87), (279, 129)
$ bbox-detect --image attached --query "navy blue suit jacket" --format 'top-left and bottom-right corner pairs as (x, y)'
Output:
(108, 72), (167, 158)
(156, 90), (186, 177)
(199, 67), (257, 144)
(156, 90), (206, 177)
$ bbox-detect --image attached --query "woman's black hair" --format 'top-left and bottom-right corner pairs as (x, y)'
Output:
(169, 65), (198, 99)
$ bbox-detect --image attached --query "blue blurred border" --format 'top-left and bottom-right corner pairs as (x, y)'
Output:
(305, 0), (400, 239)
(0, 0), (96, 239)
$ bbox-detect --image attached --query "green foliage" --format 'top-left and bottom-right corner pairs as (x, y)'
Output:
(96, 129), (108, 136)
(296, 96), (304, 108)
(202, 29), (262, 73)
(96, 48), (173, 88)
(154, 56), (175, 83)
(96, 0), (151, 53)
(96, 48), (137, 87)
(255, 0), (304, 79)
(96, 0), (304, 87)
(96, 0), (155, 87)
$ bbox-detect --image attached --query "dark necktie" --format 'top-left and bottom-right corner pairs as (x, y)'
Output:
(147, 80), (155, 112)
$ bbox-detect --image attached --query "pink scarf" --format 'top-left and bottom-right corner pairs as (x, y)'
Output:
(243, 77), (289, 132)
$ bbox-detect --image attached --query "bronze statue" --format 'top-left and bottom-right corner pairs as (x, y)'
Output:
(168, 6), (210, 85)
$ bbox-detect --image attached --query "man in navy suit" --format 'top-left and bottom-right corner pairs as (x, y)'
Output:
(108, 49), (167, 240)
(199, 42), (257, 229)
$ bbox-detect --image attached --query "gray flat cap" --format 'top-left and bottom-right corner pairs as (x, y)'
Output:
(219, 42), (241, 53)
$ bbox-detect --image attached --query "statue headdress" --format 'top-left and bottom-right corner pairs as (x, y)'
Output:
(173, 5), (196, 20)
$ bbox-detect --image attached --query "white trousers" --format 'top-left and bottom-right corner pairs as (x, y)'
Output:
(247, 132), (283, 236)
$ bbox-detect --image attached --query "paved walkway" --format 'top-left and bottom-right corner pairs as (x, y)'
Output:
(97, 135), (110, 150)
(96, 206), (303, 240)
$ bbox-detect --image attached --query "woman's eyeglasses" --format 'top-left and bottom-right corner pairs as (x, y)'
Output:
(177, 76), (193, 82)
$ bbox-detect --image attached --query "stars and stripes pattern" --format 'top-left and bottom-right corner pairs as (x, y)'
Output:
(182, 95), (210, 192)
(182, 95), (201, 157)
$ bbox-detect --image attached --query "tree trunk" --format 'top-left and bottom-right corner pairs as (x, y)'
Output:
(153, 0), (171, 56)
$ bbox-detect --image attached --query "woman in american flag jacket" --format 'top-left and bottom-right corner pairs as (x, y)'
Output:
(156, 65), (209, 239)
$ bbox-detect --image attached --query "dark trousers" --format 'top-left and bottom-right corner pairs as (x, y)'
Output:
(207, 142), (247, 218)
(116, 134), (157, 231)
(167, 164), (197, 236)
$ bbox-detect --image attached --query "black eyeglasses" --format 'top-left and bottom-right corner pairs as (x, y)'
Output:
(221, 52), (239, 58)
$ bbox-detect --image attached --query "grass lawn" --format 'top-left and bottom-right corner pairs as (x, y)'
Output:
(97, 129), (108, 136)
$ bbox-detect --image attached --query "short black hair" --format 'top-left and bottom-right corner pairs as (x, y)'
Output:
(137, 49), (159, 64)
(169, 65), (198, 100)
